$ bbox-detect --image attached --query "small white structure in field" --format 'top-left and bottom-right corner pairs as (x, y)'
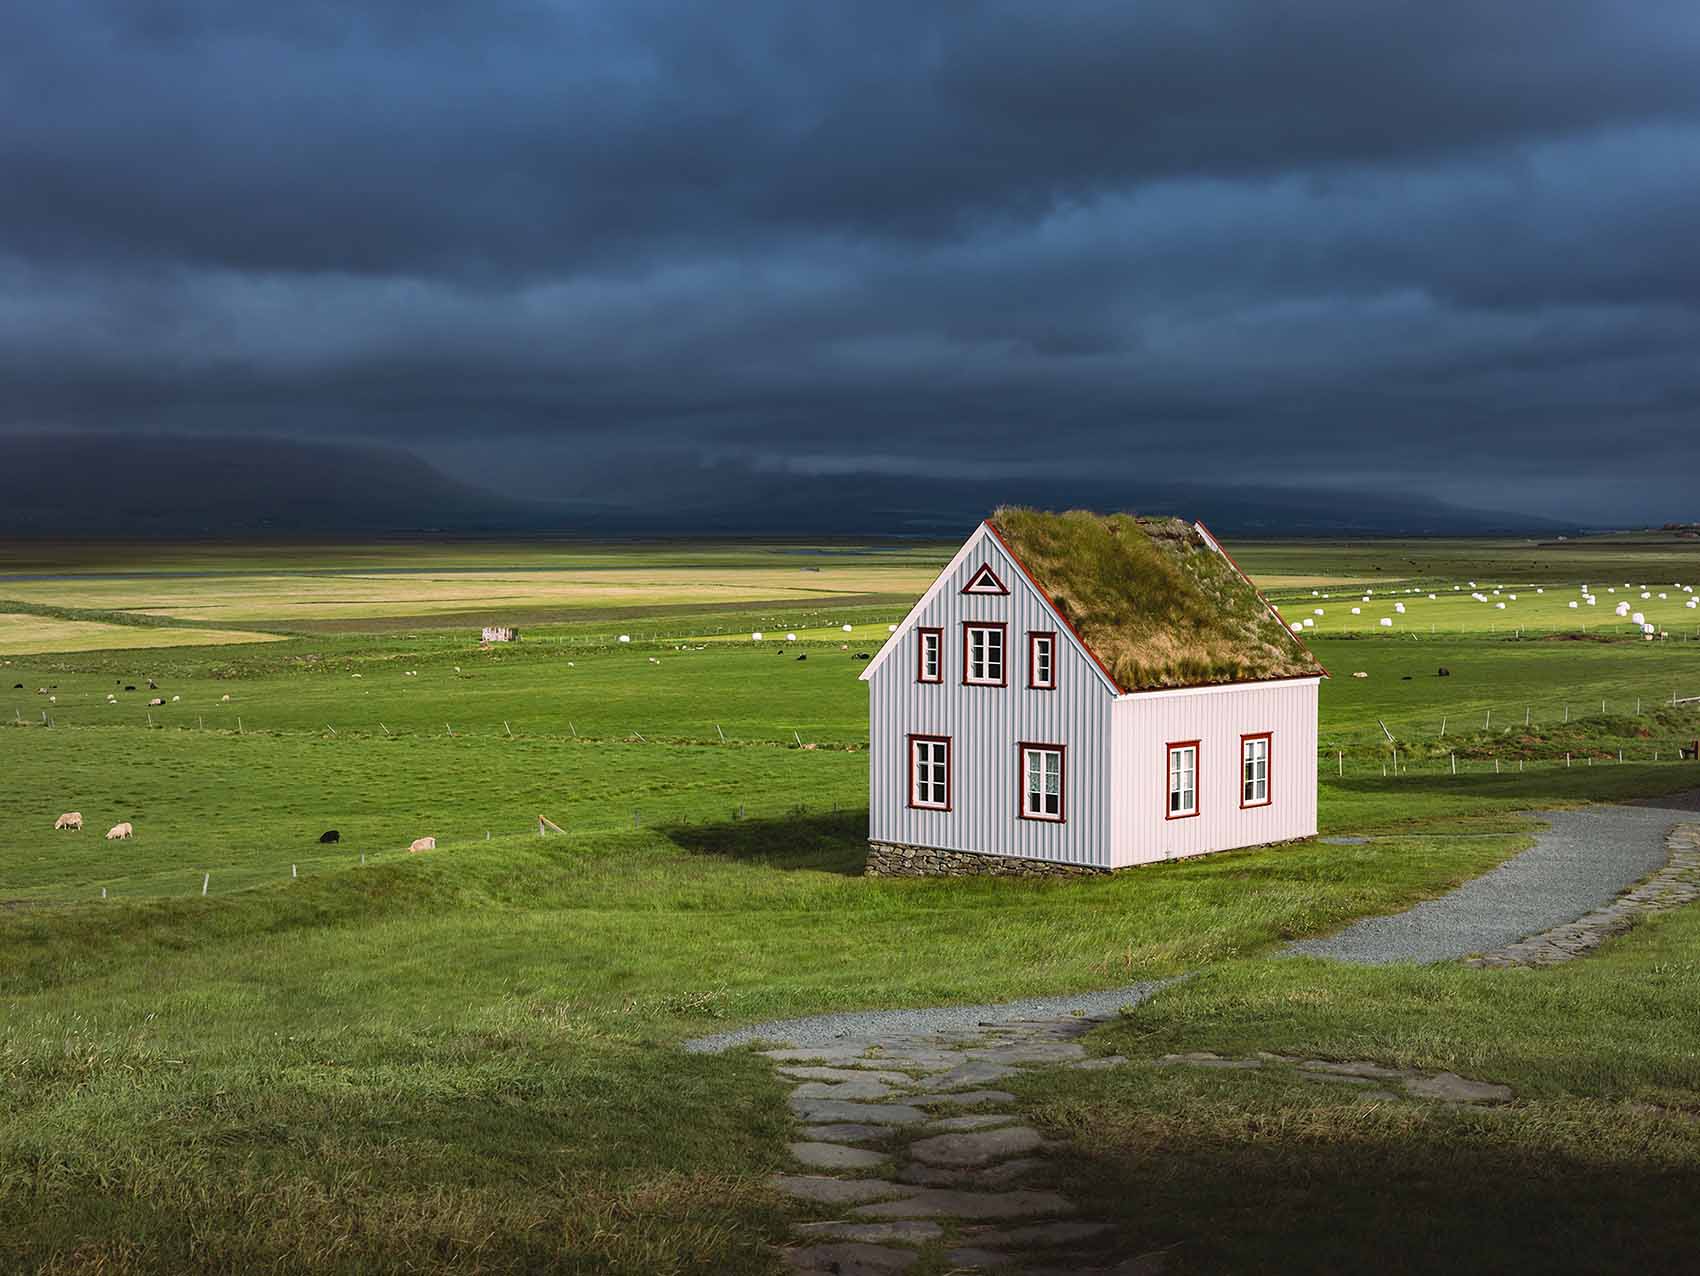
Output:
(861, 509), (1325, 875)
(481, 626), (519, 643)
(1351, 606), (1362, 615)
(1394, 602), (1405, 613)
(786, 632), (798, 642)
(1633, 612), (1646, 625)
(1379, 617), (1393, 627)
(752, 631), (764, 641)
(1569, 601), (1579, 609)
(618, 634), (631, 643)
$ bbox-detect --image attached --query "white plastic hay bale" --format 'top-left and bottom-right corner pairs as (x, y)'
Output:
(752, 631), (763, 641)
(1642, 591), (1652, 599)
(1302, 618), (1315, 628)
(888, 623), (898, 632)
(1379, 617), (1393, 627)
(1508, 594), (1517, 601)
(1568, 601), (1578, 609)
(618, 634), (630, 643)
(1351, 606), (1361, 615)
(842, 624), (854, 632)
(1394, 602), (1405, 613)
(1644, 623), (1656, 635)
(1587, 597), (1597, 605)
(1659, 593), (1668, 600)
(1428, 594), (1437, 600)
(1290, 621), (1304, 633)
(1536, 588), (1544, 594)
(1314, 608), (1324, 616)
(1495, 602), (1506, 610)
(1632, 612), (1646, 625)
(786, 632), (797, 641)
(1688, 599), (1698, 609)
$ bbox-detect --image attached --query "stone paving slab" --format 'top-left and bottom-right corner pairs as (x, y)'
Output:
(779, 1066), (920, 1086)
(789, 1140), (891, 1170)
(961, 1220), (1118, 1247)
(911, 1089), (1017, 1107)
(907, 1126), (1044, 1167)
(926, 1059), (1020, 1089)
(926, 1113), (1021, 1132)
(801, 1123), (890, 1144)
(770, 1175), (914, 1206)
(791, 1078), (902, 1101)
(851, 1187), (1077, 1220)
(789, 1098), (928, 1125)
(792, 1220), (943, 1244)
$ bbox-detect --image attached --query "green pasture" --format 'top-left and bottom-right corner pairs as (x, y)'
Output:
(4, 532), (1700, 1273)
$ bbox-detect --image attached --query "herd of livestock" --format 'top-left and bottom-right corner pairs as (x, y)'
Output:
(52, 811), (437, 853)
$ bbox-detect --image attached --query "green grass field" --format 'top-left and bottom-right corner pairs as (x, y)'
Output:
(4, 531), (1700, 1273)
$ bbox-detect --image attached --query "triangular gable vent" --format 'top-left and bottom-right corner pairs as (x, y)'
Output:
(961, 563), (1009, 595)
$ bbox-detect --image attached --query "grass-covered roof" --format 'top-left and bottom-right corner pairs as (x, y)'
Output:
(989, 507), (1325, 692)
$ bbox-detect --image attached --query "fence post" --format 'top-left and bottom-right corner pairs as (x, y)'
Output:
(202, 873), (210, 896)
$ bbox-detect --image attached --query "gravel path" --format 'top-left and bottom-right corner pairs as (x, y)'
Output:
(684, 981), (1171, 1054)
(1287, 790), (1700, 965)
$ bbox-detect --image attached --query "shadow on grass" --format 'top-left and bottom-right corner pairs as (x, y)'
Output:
(661, 808), (869, 876)
(1047, 1101), (1700, 1273)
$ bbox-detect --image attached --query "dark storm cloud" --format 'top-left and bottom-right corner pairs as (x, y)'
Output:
(4, 0), (1700, 523)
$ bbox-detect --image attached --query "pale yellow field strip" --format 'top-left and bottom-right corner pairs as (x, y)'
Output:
(1249, 574), (1397, 589)
(0, 613), (286, 655)
(0, 567), (941, 622)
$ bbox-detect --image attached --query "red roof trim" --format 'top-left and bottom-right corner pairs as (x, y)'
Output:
(982, 519), (1123, 695)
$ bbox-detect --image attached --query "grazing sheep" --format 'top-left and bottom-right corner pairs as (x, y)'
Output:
(319, 830), (340, 844)
(146, 678), (157, 689)
(55, 812), (83, 831)
(106, 822), (133, 840)
(408, 836), (436, 853)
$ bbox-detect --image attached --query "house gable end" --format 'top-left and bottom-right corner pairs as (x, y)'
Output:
(861, 521), (1118, 698)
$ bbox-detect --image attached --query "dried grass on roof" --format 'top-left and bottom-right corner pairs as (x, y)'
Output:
(990, 507), (1323, 691)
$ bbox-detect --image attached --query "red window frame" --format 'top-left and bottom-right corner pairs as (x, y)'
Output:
(1240, 732), (1273, 809)
(961, 563), (1009, 595)
(907, 733), (952, 811)
(961, 621), (1008, 687)
(1027, 630), (1057, 690)
(916, 627), (943, 684)
(1165, 740), (1200, 821)
(1017, 741), (1066, 823)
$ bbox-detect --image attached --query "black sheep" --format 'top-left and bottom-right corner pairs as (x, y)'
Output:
(319, 830), (341, 844)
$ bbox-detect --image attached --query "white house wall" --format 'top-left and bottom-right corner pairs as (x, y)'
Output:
(1111, 678), (1319, 866)
(867, 528), (1114, 867)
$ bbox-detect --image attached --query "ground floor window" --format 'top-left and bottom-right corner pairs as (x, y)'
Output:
(909, 735), (950, 809)
(1020, 744), (1064, 821)
(1242, 733), (1271, 807)
(1167, 742), (1198, 818)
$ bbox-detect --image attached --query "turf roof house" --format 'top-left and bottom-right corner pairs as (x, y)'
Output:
(860, 509), (1327, 875)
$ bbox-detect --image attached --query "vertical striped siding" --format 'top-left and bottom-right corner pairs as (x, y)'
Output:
(868, 528), (1113, 867)
(1111, 679), (1319, 865)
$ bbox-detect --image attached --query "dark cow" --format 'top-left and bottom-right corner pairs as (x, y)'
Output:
(124, 685), (136, 691)
(1437, 668), (1452, 677)
(796, 654), (807, 661)
(319, 829), (341, 844)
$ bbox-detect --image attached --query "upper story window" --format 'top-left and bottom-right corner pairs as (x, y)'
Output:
(961, 563), (1009, 595)
(909, 734), (950, 809)
(1028, 631), (1056, 690)
(1020, 744), (1064, 821)
(1167, 742), (1199, 819)
(916, 627), (943, 683)
(1241, 733), (1271, 807)
(962, 623), (1007, 686)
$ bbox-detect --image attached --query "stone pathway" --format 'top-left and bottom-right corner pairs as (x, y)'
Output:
(1288, 794), (1700, 965)
(757, 1015), (1169, 1274)
(1467, 822), (1700, 967)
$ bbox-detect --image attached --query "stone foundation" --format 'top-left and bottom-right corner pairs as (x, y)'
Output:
(865, 841), (1110, 878)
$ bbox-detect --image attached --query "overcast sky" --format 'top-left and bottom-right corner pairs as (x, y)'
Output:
(5, 1), (1699, 524)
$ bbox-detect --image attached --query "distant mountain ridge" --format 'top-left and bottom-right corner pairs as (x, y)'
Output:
(0, 432), (1573, 538)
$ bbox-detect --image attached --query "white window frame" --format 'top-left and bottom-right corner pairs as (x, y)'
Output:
(1167, 742), (1199, 819)
(1028, 631), (1056, 690)
(1241, 734), (1271, 808)
(1020, 744), (1065, 822)
(963, 623), (1006, 686)
(917, 628), (943, 683)
(909, 735), (950, 810)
